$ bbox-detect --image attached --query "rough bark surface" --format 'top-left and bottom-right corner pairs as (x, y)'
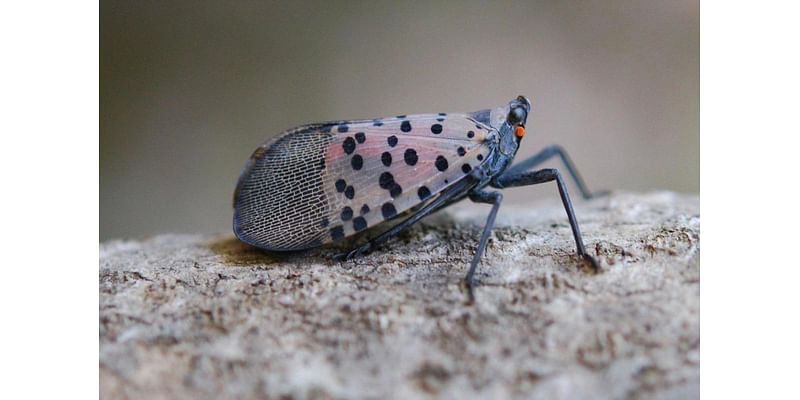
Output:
(100, 191), (699, 400)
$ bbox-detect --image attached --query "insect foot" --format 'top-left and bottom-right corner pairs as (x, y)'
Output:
(581, 253), (601, 274)
(333, 244), (370, 262)
(459, 279), (477, 305)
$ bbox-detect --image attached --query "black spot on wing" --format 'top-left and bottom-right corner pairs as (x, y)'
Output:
(335, 179), (346, 192)
(353, 216), (367, 231)
(462, 163), (472, 174)
(351, 154), (364, 170)
(404, 149), (418, 166)
(388, 135), (398, 147)
(341, 207), (353, 221)
(330, 226), (345, 241)
(418, 186), (431, 201)
(379, 172), (394, 189)
(457, 146), (466, 156)
(389, 183), (402, 198)
(400, 120), (412, 132)
(355, 132), (366, 143)
(360, 204), (370, 214)
(344, 185), (355, 199)
(381, 151), (392, 167)
(381, 203), (397, 219)
(338, 124), (349, 133)
(467, 131), (475, 139)
(319, 125), (333, 133)
(435, 155), (449, 171)
(342, 137), (356, 154)
(431, 124), (443, 134)
(378, 171), (402, 198)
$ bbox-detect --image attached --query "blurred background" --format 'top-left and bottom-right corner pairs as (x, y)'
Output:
(101, 0), (698, 240)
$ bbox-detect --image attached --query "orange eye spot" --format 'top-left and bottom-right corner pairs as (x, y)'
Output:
(515, 126), (526, 138)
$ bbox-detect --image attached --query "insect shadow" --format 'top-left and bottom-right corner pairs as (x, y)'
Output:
(208, 235), (360, 268)
(208, 236), (302, 267)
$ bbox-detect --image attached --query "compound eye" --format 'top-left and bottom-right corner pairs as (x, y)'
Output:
(508, 106), (526, 124)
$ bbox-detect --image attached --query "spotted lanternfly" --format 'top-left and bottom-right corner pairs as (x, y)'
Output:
(233, 96), (604, 300)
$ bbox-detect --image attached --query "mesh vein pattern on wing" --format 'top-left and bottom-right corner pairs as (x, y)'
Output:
(234, 129), (334, 250)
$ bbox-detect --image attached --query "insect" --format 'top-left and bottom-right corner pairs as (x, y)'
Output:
(233, 96), (604, 300)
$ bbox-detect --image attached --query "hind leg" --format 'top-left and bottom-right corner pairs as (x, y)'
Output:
(493, 168), (598, 271)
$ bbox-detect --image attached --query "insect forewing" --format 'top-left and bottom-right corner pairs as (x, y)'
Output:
(234, 113), (494, 251)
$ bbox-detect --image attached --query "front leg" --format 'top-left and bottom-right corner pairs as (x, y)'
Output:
(493, 168), (598, 271)
(504, 145), (607, 200)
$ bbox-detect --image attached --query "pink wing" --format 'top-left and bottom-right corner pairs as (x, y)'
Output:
(234, 113), (495, 250)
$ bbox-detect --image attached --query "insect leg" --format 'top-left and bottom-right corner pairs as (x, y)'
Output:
(464, 190), (503, 302)
(334, 178), (474, 261)
(493, 168), (598, 271)
(504, 145), (606, 199)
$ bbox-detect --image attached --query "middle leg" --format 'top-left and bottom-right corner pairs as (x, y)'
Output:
(464, 190), (503, 301)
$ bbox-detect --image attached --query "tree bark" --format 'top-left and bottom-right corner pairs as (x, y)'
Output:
(100, 191), (699, 400)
